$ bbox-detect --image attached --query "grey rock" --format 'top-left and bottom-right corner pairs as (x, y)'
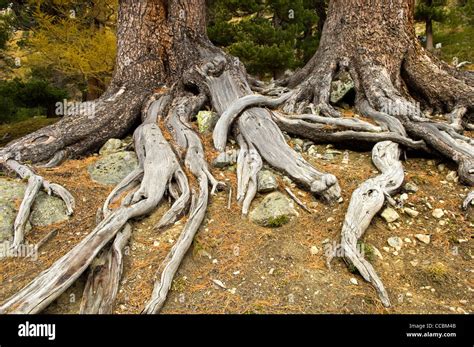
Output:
(257, 170), (278, 193)
(404, 182), (419, 193)
(307, 145), (319, 157)
(213, 149), (238, 168)
(99, 138), (124, 156)
(88, 151), (139, 185)
(196, 111), (218, 133)
(432, 208), (444, 219)
(404, 207), (419, 218)
(330, 71), (355, 104)
(250, 192), (298, 227)
(387, 236), (403, 251)
(0, 178), (69, 241)
(322, 153), (334, 161)
(414, 234), (431, 244)
(381, 207), (400, 223)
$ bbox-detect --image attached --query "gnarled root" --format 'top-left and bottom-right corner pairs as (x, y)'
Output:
(80, 223), (132, 314)
(331, 141), (404, 307)
(2, 159), (75, 250)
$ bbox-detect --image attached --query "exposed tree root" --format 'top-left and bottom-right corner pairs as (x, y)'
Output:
(80, 223), (132, 314)
(330, 141), (404, 307)
(3, 160), (75, 250)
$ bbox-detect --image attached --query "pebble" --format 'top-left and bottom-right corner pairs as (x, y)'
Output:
(381, 207), (400, 223)
(387, 236), (403, 251)
(432, 209), (444, 219)
(414, 234), (431, 244)
(404, 207), (419, 218)
(350, 278), (359, 285)
(310, 246), (319, 255)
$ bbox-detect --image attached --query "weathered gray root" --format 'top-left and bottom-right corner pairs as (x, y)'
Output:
(463, 191), (474, 210)
(334, 141), (404, 307)
(142, 96), (217, 313)
(272, 112), (428, 151)
(3, 159), (75, 250)
(0, 118), (181, 314)
(213, 92), (293, 152)
(197, 56), (341, 203)
(236, 134), (262, 215)
(79, 223), (132, 314)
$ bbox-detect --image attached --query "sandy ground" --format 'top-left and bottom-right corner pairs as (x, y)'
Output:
(0, 136), (472, 314)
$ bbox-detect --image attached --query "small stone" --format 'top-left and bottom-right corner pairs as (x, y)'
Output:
(269, 268), (275, 275)
(382, 246), (391, 253)
(293, 138), (304, 147)
(228, 288), (237, 295)
(414, 234), (430, 244)
(307, 145), (319, 157)
(404, 207), (419, 218)
(350, 278), (359, 285)
(322, 153), (334, 161)
(432, 209), (444, 219)
(381, 207), (400, 223)
(406, 292), (413, 297)
(437, 163), (446, 172)
(399, 193), (409, 202)
(446, 171), (458, 182)
(212, 279), (226, 289)
(372, 246), (383, 260)
(257, 170), (278, 193)
(410, 260), (419, 267)
(213, 149), (238, 168)
(153, 241), (160, 247)
(404, 182), (419, 193)
(310, 246), (319, 255)
(387, 236), (403, 251)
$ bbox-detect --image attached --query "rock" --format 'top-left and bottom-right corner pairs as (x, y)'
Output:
(404, 207), (419, 218)
(0, 178), (69, 241)
(292, 138), (304, 147)
(399, 193), (409, 202)
(387, 236), (403, 251)
(414, 234), (431, 244)
(372, 246), (383, 260)
(350, 277), (359, 285)
(88, 151), (139, 185)
(437, 163), (446, 172)
(404, 182), (419, 193)
(249, 192), (298, 227)
(99, 138), (124, 156)
(310, 246), (319, 255)
(330, 71), (354, 104)
(196, 111), (218, 133)
(381, 207), (400, 223)
(212, 149), (238, 168)
(322, 153), (334, 161)
(432, 208), (444, 219)
(257, 170), (278, 193)
(307, 145), (319, 157)
(446, 171), (458, 182)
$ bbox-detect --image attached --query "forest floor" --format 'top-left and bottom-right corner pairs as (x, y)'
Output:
(0, 127), (472, 314)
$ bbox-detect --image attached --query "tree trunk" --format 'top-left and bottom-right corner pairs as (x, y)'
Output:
(425, 18), (434, 51)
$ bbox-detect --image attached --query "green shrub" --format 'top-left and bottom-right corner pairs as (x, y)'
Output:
(0, 78), (68, 123)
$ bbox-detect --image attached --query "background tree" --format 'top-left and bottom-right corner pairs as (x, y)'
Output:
(415, 0), (447, 50)
(207, 0), (321, 79)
